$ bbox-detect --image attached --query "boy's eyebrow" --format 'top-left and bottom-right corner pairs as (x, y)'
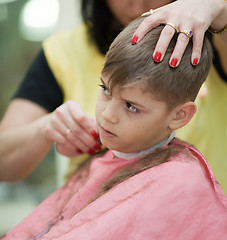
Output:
(121, 87), (149, 109)
(100, 76), (148, 109)
(100, 77), (107, 86)
(123, 98), (147, 108)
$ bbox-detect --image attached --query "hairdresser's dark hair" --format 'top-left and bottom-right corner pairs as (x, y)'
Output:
(102, 16), (213, 110)
(81, 0), (123, 54)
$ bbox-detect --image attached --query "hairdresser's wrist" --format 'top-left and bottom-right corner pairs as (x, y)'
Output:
(208, 25), (227, 35)
(209, 0), (227, 34)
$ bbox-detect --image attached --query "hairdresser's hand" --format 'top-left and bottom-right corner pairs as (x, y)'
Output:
(133, 0), (227, 67)
(44, 100), (101, 157)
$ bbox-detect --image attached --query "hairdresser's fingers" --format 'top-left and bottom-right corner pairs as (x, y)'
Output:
(168, 30), (191, 67)
(134, 0), (219, 66)
(64, 123), (100, 155)
(63, 126), (95, 153)
(56, 142), (83, 157)
(45, 100), (101, 156)
(44, 112), (71, 145)
(152, 24), (177, 63)
(56, 138), (97, 157)
(66, 101), (101, 150)
(190, 29), (205, 66)
(169, 24), (206, 67)
(57, 101), (100, 154)
(49, 101), (94, 151)
(132, 11), (165, 44)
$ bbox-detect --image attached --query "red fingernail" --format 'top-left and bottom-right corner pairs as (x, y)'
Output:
(93, 144), (101, 150)
(91, 130), (99, 140)
(132, 35), (138, 45)
(88, 149), (96, 155)
(76, 149), (83, 154)
(170, 58), (178, 67)
(154, 52), (162, 62)
(193, 58), (198, 65)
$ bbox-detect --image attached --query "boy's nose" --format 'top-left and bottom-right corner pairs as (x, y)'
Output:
(101, 104), (118, 124)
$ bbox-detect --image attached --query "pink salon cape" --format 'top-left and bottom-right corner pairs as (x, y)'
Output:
(2, 139), (227, 240)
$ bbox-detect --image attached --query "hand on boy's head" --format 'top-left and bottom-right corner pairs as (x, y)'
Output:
(105, 16), (212, 113)
(132, 0), (220, 67)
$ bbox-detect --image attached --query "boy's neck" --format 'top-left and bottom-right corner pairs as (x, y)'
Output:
(111, 131), (176, 160)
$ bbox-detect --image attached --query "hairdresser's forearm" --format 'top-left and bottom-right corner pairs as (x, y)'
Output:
(0, 116), (54, 181)
(210, 1), (227, 74)
(210, 0), (227, 42)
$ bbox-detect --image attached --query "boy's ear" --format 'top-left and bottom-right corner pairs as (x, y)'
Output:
(168, 102), (196, 130)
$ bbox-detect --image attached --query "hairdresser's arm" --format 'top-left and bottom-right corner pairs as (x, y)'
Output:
(133, 0), (227, 67)
(0, 99), (99, 182)
(0, 99), (52, 181)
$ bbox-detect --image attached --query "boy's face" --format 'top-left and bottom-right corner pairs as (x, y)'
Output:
(96, 75), (174, 153)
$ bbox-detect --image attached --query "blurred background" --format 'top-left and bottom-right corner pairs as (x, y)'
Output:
(0, 0), (81, 234)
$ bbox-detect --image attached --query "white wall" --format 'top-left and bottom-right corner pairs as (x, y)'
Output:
(57, 0), (81, 31)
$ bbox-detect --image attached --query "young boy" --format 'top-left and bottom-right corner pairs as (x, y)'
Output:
(2, 17), (227, 240)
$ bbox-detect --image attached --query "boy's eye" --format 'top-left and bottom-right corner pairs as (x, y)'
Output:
(126, 102), (139, 113)
(99, 84), (111, 96)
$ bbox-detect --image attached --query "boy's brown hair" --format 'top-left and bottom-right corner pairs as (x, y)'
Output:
(102, 16), (213, 110)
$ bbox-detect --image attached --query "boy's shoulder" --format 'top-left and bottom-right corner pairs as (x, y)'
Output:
(143, 140), (207, 188)
(120, 138), (216, 199)
(111, 139), (227, 210)
(167, 138), (215, 185)
(154, 138), (214, 186)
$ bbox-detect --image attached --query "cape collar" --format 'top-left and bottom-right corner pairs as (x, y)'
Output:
(111, 131), (176, 160)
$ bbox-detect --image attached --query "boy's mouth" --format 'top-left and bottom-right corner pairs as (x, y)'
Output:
(99, 125), (116, 137)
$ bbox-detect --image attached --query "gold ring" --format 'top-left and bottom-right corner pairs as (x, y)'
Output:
(141, 9), (154, 17)
(65, 128), (71, 136)
(180, 30), (193, 38)
(166, 22), (179, 33)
